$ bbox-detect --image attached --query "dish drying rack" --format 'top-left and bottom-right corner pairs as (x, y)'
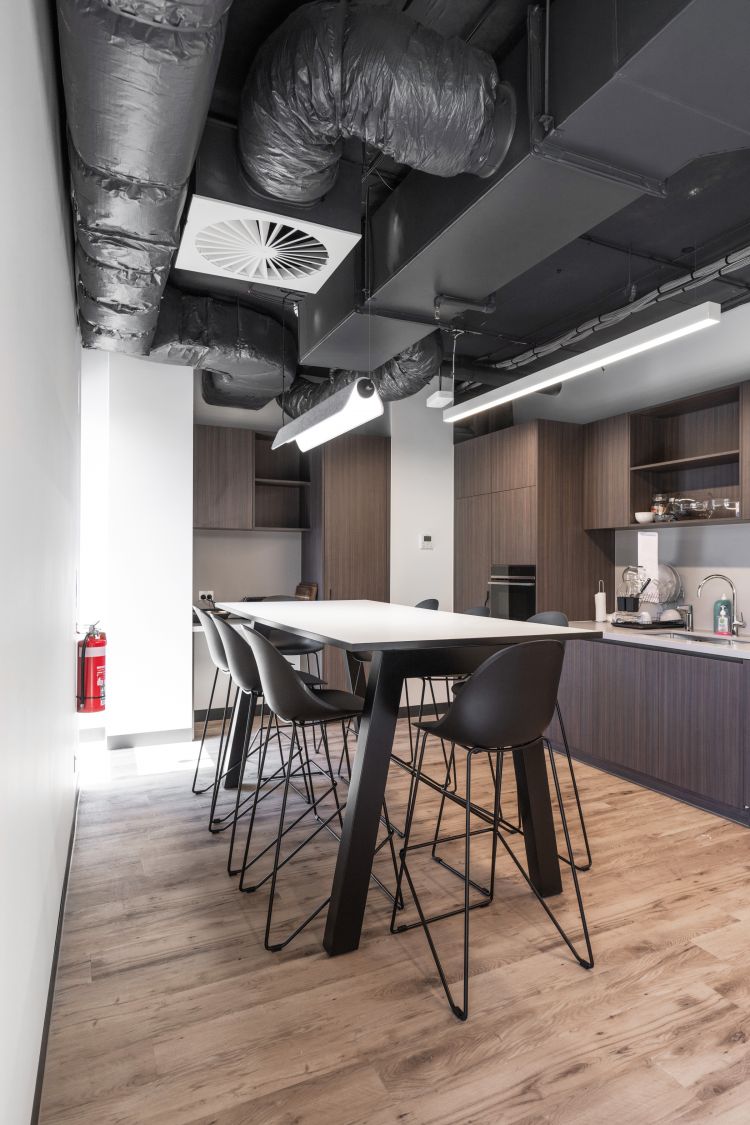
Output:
(612, 564), (684, 627)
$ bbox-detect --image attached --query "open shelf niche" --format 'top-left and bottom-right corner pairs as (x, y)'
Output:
(628, 386), (742, 525)
(253, 434), (310, 530)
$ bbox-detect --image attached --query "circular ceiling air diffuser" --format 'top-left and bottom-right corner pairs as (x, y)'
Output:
(194, 218), (329, 282)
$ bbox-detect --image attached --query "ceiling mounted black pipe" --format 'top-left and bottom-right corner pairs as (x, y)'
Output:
(239, 0), (517, 205)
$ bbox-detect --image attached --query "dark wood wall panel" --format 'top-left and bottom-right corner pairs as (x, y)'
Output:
(303, 435), (390, 689)
(454, 494), (492, 612)
(193, 425), (254, 530)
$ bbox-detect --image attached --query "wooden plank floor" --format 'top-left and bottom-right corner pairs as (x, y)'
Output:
(39, 721), (750, 1125)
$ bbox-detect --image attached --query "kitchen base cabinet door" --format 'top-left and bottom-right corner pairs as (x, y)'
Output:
(656, 651), (743, 809)
(553, 640), (657, 776)
(454, 494), (491, 612)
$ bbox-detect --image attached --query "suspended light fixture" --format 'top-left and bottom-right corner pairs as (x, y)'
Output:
(442, 302), (722, 424)
(272, 376), (384, 451)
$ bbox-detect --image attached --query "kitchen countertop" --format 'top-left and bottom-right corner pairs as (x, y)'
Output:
(570, 620), (750, 661)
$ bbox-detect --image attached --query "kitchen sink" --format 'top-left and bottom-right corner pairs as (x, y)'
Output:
(651, 631), (750, 648)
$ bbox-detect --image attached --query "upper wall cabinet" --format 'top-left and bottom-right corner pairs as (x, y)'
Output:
(491, 422), (538, 492)
(582, 414), (630, 530)
(455, 422), (538, 498)
(194, 425), (254, 530)
(193, 425), (310, 531)
(583, 383), (750, 530)
(455, 432), (494, 498)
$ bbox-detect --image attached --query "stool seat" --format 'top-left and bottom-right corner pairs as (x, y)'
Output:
(265, 629), (324, 655)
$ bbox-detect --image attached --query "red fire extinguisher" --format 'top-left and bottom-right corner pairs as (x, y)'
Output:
(77, 625), (106, 712)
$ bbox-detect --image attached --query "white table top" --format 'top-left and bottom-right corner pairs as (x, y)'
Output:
(217, 600), (601, 652)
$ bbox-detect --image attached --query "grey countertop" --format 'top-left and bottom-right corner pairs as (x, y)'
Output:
(570, 620), (750, 661)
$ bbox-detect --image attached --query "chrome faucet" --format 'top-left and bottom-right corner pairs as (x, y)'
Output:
(696, 573), (745, 636)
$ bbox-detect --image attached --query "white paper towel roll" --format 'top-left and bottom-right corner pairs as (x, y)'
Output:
(595, 589), (607, 622)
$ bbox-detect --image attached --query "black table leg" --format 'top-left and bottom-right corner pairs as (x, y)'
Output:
(223, 690), (250, 790)
(324, 650), (404, 956)
(513, 740), (563, 896)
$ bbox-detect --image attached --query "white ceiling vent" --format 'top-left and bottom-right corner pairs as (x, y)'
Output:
(176, 195), (361, 294)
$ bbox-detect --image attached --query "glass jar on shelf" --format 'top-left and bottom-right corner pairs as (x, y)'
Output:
(651, 494), (671, 522)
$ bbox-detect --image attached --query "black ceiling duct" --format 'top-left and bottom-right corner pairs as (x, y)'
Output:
(57, 0), (232, 353)
(150, 288), (297, 408)
(280, 331), (442, 418)
(238, 0), (516, 205)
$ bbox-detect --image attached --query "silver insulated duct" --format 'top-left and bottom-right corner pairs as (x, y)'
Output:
(57, 0), (232, 353)
(150, 287), (297, 409)
(239, 0), (516, 204)
(280, 332), (442, 418)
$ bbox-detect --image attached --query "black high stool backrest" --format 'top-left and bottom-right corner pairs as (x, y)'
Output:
(429, 641), (565, 750)
(194, 605), (230, 673)
(241, 626), (340, 723)
(212, 617), (263, 696)
(415, 598), (439, 611)
(462, 605), (490, 617)
(528, 610), (568, 628)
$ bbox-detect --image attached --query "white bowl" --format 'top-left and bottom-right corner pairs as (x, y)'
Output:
(634, 512), (654, 524)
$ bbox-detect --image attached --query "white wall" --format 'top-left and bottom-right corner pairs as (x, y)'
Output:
(390, 383), (454, 707)
(0, 2), (80, 1121)
(192, 530), (302, 711)
(616, 524), (750, 632)
(106, 356), (194, 741)
(390, 381), (454, 610)
(79, 350), (110, 629)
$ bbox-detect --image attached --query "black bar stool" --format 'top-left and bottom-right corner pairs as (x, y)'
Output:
(527, 611), (592, 872)
(213, 616), (324, 875)
(391, 640), (593, 1021)
(238, 627), (399, 952)
(192, 606), (238, 827)
(255, 594), (324, 680)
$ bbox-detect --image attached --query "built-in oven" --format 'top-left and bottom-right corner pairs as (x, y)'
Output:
(488, 564), (536, 620)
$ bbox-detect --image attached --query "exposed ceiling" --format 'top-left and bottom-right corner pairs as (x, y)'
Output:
(57, 0), (750, 416)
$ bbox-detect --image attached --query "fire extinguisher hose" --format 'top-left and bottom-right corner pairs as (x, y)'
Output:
(78, 633), (88, 709)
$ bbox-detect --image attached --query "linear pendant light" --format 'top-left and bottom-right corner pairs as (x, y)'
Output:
(273, 376), (384, 451)
(442, 302), (722, 424)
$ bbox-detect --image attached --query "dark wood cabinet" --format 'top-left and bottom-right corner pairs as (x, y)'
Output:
(552, 640), (657, 777)
(552, 639), (748, 821)
(490, 487), (537, 564)
(655, 651), (743, 808)
(582, 414), (630, 530)
(454, 494), (492, 611)
(455, 432), (493, 498)
(194, 425), (310, 531)
(491, 422), (537, 491)
(455, 419), (616, 619)
(302, 434), (390, 687)
(194, 425), (254, 530)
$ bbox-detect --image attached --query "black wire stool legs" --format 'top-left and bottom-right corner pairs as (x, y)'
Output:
(393, 735), (594, 1020)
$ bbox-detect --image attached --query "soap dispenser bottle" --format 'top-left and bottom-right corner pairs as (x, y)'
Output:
(714, 596), (732, 636)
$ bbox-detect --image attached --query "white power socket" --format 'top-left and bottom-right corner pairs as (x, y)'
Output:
(198, 590), (215, 603)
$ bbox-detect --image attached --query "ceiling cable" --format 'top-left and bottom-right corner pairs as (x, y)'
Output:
(492, 241), (750, 371)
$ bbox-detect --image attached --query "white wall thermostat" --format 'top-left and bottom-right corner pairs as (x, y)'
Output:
(419, 534), (433, 550)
